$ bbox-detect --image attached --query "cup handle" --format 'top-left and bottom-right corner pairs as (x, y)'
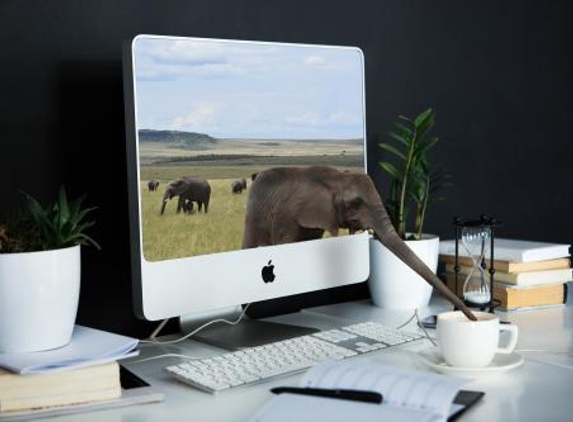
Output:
(497, 324), (519, 354)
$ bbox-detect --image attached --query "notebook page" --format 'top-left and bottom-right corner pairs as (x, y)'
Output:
(0, 326), (138, 374)
(249, 394), (440, 422)
(301, 360), (466, 422)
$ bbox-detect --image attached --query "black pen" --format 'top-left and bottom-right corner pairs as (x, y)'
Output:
(271, 386), (383, 404)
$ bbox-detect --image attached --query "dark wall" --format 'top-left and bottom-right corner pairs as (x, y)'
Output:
(1, 0), (572, 336)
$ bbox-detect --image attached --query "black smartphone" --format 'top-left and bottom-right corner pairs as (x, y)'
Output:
(419, 315), (437, 329)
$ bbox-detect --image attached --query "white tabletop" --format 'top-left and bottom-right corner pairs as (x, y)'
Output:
(47, 296), (573, 422)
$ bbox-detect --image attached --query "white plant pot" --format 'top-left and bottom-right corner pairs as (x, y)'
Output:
(368, 234), (439, 310)
(0, 245), (80, 353)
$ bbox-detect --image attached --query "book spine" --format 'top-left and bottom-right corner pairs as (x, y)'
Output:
(0, 386), (121, 412)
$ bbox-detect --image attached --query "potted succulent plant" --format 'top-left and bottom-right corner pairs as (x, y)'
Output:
(0, 187), (99, 353)
(370, 107), (450, 309)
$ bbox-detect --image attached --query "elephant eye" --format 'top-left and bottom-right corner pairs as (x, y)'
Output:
(347, 197), (362, 207)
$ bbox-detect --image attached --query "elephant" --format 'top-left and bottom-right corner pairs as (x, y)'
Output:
(251, 173), (258, 182)
(182, 198), (194, 214)
(160, 176), (211, 215)
(231, 179), (247, 194)
(148, 180), (160, 192)
(242, 166), (476, 320)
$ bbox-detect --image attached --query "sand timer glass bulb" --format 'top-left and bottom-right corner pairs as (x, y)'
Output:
(461, 226), (492, 305)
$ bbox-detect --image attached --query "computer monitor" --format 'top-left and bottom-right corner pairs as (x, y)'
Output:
(123, 35), (369, 347)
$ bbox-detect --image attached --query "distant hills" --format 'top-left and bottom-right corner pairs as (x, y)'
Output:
(138, 129), (216, 150)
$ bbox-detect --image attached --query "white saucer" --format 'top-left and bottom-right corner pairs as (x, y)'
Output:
(417, 350), (524, 377)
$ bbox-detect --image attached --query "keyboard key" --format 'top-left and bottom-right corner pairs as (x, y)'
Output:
(166, 321), (422, 393)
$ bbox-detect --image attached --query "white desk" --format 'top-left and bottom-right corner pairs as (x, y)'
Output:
(51, 297), (573, 422)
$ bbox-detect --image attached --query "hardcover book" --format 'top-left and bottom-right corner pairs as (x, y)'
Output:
(439, 239), (571, 263)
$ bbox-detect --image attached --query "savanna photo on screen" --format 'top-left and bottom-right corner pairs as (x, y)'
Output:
(133, 37), (366, 261)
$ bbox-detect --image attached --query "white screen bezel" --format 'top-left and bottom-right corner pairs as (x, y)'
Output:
(129, 35), (369, 321)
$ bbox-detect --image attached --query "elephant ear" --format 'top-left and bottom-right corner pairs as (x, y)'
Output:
(294, 187), (339, 236)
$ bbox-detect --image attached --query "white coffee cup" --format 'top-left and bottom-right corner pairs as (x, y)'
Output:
(437, 311), (518, 368)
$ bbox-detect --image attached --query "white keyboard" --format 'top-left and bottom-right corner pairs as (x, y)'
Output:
(166, 321), (423, 393)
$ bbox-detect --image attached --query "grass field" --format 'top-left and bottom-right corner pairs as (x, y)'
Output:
(140, 137), (360, 261)
(139, 137), (363, 164)
(141, 175), (352, 261)
(141, 178), (249, 261)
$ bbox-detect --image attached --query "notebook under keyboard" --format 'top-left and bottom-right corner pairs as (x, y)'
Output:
(166, 321), (424, 393)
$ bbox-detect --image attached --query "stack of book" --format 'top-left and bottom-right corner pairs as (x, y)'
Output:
(0, 326), (139, 417)
(0, 362), (121, 413)
(439, 239), (572, 312)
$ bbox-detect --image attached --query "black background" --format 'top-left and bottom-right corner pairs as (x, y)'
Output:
(1, 0), (572, 336)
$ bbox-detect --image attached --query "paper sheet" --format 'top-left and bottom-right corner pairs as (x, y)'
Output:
(0, 326), (138, 374)
(250, 394), (440, 422)
(301, 360), (466, 422)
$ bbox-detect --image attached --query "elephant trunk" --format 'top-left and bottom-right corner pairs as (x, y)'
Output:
(370, 203), (476, 321)
(160, 198), (168, 215)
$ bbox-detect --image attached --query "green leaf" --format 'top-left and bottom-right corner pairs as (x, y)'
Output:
(76, 233), (101, 250)
(378, 161), (401, 180)
(413, 136), (439, 160)
(414, 107), (434, 127)
(414, 108), (435, 142)
(387, 131), (411, 147)
(16, 188), (99, 251)
(392, 122), (414, 143)
(378, 142), (406, 160)
(57, 186), (70, 230)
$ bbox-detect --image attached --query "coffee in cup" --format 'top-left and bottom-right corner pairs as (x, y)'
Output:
(437, 311), (518, 368)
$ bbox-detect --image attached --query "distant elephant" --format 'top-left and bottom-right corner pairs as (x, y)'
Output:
(161, 176), (211, 215)
(148, 180), (160, 192)
(242, 166), (475, 320)
(251, 173), (258, 182)
(231, 179), (247, 194)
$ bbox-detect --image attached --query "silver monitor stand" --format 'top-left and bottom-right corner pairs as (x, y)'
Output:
(180, 305), (318, 350)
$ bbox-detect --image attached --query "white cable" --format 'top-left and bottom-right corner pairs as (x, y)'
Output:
(394, 312), (417, 330)
(128, 353), (201, 365)
(394, 309), (437, 347)
(139, 303), (251, 346)
(147, 318), (169, 341)
(414, 310), (438, 347)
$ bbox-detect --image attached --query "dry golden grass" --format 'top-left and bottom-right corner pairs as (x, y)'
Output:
(141, 176), (352, 261)
(141, 179), (249, 261)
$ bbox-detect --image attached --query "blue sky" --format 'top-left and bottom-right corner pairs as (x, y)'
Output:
(133, 37), (365, 140)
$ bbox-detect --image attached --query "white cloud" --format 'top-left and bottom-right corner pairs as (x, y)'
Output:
(173, 102), (218, 131)
(303, 55), (326, 66)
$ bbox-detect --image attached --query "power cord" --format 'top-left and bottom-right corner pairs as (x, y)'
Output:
(132, 305), (437, 365)
(393, 309), (437, 347)
(129, 353), (201, 365)
(139, 303), (251, 346)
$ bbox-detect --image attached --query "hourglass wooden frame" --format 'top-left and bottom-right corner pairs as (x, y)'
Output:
(453, 216), (501, 313)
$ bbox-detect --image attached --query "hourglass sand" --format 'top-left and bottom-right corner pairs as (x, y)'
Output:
(453, 216), (501, 313)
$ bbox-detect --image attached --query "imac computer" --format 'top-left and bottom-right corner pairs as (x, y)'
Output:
(123, 35), (369, 348)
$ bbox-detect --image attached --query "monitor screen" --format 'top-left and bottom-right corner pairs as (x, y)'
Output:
(125, 35), (369, 320)
(132, 37), (365, 262)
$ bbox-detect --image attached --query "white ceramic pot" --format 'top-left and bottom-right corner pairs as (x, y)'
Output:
(0, 245), (80, 353)
(368, 234), (439, 310)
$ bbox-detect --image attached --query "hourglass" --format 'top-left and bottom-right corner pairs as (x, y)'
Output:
(453, 216), (500, 312)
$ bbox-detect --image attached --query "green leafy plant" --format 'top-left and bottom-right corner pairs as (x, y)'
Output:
(0, 187), (100, 253)
(378, 107), (450, 240)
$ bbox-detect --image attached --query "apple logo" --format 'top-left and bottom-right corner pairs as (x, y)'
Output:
(261, 260), (276, 283)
